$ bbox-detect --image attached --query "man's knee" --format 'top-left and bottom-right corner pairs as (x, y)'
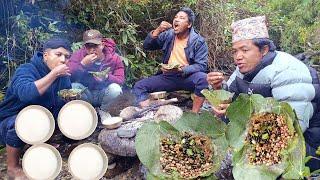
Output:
(0, 116), (25, 148)
(105, 83), (122, 98)
(192, 72), (208, 96)
(71, 82), (86, 89)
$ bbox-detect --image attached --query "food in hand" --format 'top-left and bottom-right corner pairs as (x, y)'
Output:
(58, 89), (83, 100)
(160, 63), (180, 70)
(88, 67), (111, 79)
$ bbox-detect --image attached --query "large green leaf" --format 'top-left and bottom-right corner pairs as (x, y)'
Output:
(225, 94), (257, 149)
(201, 89), (234, 107)
(174, 112), (226, 139)
(135, 113), (228, 179)
(226, 93), (307, 180)
(282, 110), (308, 179)
(135, 121), (179, 176)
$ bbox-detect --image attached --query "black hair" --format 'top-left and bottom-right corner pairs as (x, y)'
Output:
(42, 38), (72, 52)
(252, 38), (276, 52)
(179, 7), (195, 25)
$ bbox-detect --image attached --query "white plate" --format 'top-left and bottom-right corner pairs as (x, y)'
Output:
(58, 100), (97, 140)
(22, 143), (62, 180)
(68, 143), (108, 180)
(15, 105), (55, 144)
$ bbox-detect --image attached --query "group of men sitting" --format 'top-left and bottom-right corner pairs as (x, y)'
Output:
(0, 7), (319, 179)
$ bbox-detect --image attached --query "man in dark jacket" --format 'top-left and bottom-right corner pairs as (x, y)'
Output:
(133, 7), (209, 113)
(68, 29), (125, 109)
(0, 38), (72, 179)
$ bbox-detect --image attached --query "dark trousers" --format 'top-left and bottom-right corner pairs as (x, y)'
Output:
(133, 72), (208, 103)
(0, 115), (25, 148)
(304, 111), (320, 172)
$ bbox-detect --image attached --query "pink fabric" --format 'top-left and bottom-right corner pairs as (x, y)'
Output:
(68, 38), (125, 85)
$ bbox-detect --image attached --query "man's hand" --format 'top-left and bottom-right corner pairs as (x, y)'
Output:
(52, 64), (70, 77)
(152, 21), (172, 37)
(160, 64), (185, 74)
(207, 72), (224, 90)
(93, 73), (109, 82)
(80, 53), (98, 66)
(212, 103), (230, 118)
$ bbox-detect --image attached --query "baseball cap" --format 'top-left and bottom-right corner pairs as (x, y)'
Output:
(83, 29), (103, 45)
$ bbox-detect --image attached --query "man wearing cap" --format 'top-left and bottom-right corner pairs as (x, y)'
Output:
(68, 29), (124, 109)
(207, 16), (320, 171)
(0, 38), (72, 179)
(133, 7), (208, 113)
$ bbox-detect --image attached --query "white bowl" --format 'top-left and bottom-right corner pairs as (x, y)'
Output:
(102, 117), (123, 129)
(22, 143), (62, 180)
(58, 100), (98, 140)
(15, 105), (55, 144)
(68, 143), (108, 180)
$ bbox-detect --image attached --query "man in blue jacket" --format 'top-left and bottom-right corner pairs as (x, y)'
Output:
(207, 16), (320, 171)
(133, 7), (209, 113)
(0, 38), (72, 179)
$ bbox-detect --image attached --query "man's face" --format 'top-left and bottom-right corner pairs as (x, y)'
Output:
(85, 43), (104, 58)
(232, 40), (264, 73)
(44, 47), (70, 70)
(172, 11), (192, 35)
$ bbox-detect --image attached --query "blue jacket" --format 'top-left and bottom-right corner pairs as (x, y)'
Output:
(0, 52), (71, 120)
(143, 28), (208, 76)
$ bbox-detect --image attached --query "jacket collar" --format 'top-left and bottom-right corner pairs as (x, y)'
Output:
(31, 52), (51, 76)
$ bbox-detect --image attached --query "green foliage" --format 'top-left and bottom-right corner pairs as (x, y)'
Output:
(0, 3), (65, 89)
(1, 0), (319, 88)
(63, 0), (196, 86)
(135, 112), (228, 179)
(226, 94), (308, 180)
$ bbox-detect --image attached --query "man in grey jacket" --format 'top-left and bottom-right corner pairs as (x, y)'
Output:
(207, 16), (320, 171)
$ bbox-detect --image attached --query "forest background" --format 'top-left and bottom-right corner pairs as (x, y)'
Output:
(0, 0), (319, 101)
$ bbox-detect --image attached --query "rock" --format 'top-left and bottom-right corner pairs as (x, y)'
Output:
(154, 105), (183, 124)
(99, 105), (183, 157)
(99, 127), (137, 157)
(120, 106), (140, 120)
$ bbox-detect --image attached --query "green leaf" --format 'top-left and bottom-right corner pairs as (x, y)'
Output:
(136, 112), (228, 179)
(135, 121), (179, 176)
(186, 149), (193, 156)
(282, 112), (307, 179)
(227, 94), (307, 180)
(225, 94), (254, 149)
(174, 112), (226, 139)
(201, 89), (234, 107)
(122, 31), (128, 44)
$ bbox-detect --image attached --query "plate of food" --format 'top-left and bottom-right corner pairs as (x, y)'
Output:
(88, 67), (111, 79)
(159, 63), (180, 70)
(58, 88), (84, 101)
